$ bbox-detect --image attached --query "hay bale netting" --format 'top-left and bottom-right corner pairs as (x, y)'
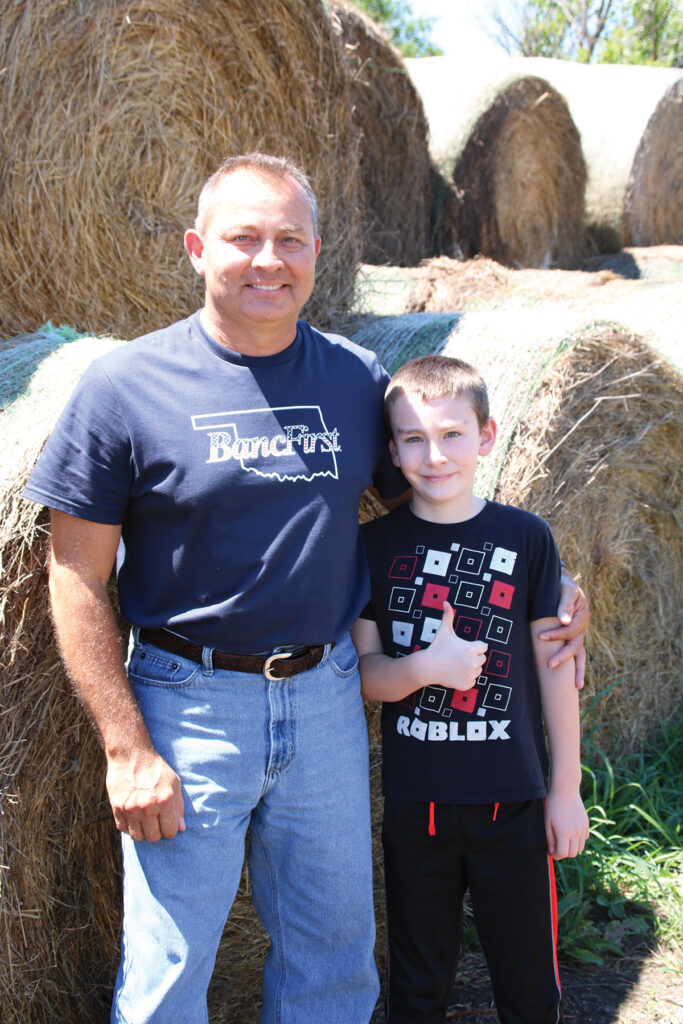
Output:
(513, 57), (682, 252)
(0, 0), (361, 340)
(329, 1), (433, 266)
(346, 312), (683, 753)
(623, 78), (683, 247)
(1, 332), (126, 1024)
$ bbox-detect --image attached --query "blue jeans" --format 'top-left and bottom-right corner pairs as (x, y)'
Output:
(111, 631), (379, 1024)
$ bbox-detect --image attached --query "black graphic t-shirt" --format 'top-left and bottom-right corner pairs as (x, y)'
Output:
(360, 501), (561, 803)
(24, 314), (404, 651)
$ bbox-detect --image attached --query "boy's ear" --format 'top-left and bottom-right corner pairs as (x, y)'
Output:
(479, 418), (497, 456)
(388, 438), (401, 468)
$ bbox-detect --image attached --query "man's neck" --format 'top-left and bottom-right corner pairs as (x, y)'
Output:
(199, 307), (298, 357)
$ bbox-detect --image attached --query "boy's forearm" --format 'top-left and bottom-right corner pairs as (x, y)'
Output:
(358, 650), (429, 702)
(533, 626), (582, 792)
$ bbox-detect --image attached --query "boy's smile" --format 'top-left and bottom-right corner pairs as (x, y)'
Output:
(388, 392), (496, 523)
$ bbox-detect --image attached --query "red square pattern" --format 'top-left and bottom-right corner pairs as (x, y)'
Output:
(450, 688), (478, 714)
(489, 580), (514, 609)
(421, 582), (450, 610)
(454, 615), (482, 641)
(485, 650), (511, 678)
(388, 555), (418, 580)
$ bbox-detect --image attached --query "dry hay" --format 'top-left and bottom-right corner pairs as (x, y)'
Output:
(623, 78), (683, 247)
(346, 312), (682, 753)
(1, 332), (126, 1024)
(354, 252), (683, 371)
(404, 57), (586, 269)
(0, 0), (361, 341)
(328, 1), (433, 266)
(513, 57), (682, 253)
(450, 76), (586, 268)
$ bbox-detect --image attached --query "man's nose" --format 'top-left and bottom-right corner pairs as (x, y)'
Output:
(252, 239), (282, 268)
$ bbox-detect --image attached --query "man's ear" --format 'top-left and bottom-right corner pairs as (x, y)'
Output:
(479, 417), (497, 456)
(184, 228), (205, 276)
(389, 438), (401, 468)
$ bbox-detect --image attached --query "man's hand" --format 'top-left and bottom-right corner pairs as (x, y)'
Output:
(106, 751), (186, 843)
(420, 602), (488, 692)
(540, 569), (589, 688)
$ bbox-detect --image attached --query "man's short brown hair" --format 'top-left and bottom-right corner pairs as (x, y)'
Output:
(194, 153), (319, 236)
(385, 355), (490, 433)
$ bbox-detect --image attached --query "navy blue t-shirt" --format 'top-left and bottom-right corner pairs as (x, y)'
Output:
(360, 501), (562, 803)
(24, 314), (404, 651)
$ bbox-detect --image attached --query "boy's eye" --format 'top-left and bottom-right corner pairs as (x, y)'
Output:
(404, 435), (423, 444)
(445, 430), (461, 438)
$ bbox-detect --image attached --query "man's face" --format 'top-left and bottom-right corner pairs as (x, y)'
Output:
(186, 168), (321, 346)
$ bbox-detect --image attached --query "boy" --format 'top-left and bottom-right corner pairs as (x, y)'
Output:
(352, 355), (589, 1024)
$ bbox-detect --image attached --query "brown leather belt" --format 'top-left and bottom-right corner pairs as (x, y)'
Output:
(138, 628), (334, 680)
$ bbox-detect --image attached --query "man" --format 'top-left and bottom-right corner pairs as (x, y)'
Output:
(24, 154), (588, 1024)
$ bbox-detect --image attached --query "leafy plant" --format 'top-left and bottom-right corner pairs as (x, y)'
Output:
(555, 711), (683, 964)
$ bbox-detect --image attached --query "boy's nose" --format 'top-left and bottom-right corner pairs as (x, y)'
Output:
(425, 440), (446, 464)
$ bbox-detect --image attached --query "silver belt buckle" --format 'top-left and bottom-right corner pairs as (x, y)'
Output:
(264, 649), (293, 680)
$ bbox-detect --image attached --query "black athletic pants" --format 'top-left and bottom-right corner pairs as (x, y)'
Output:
(382, 798), (562, 1024)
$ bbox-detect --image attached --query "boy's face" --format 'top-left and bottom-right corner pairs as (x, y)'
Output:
(388, 391), (496, 522)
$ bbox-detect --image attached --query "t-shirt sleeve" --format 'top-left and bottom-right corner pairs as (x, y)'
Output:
(527, 518), (562, 623)
(369, 363), (408, 499)
(23, 360), (133, 524)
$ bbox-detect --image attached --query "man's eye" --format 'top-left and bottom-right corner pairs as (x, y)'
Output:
(405, 435), (422, 444)
(445, 431), (461, 438)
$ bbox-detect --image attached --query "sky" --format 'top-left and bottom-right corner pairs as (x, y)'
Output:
(407, 0), (514, 60)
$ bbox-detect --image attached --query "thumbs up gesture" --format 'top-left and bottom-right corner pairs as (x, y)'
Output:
(422, 602), (488, 691)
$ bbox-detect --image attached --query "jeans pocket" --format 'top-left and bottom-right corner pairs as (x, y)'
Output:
(327, 637), (360, 678)
(128, 644), (201, 688)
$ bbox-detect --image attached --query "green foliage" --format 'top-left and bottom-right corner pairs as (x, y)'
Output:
(349, 0), (443, 56)
(490, 0), (682, 65)
(555, 712), (683, 963)
(598, 1), (683, 65)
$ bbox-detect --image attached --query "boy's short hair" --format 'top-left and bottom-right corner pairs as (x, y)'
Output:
(385, 355), (490, 433)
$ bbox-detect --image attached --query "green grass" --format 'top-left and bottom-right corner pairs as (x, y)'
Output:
(555, 712), (683, 965)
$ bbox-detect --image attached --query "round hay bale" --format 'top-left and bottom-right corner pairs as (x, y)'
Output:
(0, 0), (361, 340)
(386, 254), (683, 372)
(622, 78), (683, 247)
(1, 334), (126, 1024)
(329, 1), (433, 266)
(512, 57), (682, 252)
(405, 56), (587, 268)
(451, 75), (586, 268)
(345, 312), (682, 753)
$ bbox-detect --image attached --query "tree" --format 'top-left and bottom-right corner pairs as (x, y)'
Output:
(599, 2), (682, 65)
(488, 0), (682, 65)
(349, 0), (443, 57)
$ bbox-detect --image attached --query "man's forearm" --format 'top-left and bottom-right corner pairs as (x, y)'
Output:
(49, 562), (152, 757)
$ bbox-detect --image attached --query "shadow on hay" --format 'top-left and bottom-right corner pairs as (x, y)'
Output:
(582, 250), (642, 281)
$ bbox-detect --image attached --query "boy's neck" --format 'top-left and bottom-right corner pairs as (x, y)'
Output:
(409, 493), (486, 525)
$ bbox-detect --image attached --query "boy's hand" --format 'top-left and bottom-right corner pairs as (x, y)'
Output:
(422, 602), (488, 691)
(544, 787), (590, 860)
